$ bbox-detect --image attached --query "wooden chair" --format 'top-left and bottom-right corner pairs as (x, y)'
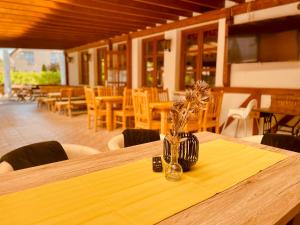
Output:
(139, 87), (158, 102)
(97, 86), (113, 97)
(200, 91), (224, 134)
(113, 88), (134, 129)
(54, 88), (73, 115)
(84, 87), (106, 132)
(158, 88), (169, 102)
(132, 90), (160, 130)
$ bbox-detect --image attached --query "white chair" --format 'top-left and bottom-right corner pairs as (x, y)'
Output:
(221, 99), (258, 137)
(0, 144), (100, 174)
(108, 134), (165, 151)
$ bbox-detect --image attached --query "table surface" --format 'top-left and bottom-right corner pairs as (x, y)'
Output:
(149, 101), (173, 110)
(95, 96), (123, 102)
(0, 132), (299, 225)
(253, 107), (300, 116)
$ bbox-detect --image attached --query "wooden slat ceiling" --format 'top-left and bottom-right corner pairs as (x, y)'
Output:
(0, 0), (227, 49)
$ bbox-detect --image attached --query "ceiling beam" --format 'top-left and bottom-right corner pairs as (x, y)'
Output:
(181, 0), (225, 8)
(0, 19), (138, 34)
(43, 0), (193, 17)
(0, 1), (169, 24)
(0, 10), (154, 28)
(130, 0), (211, 12)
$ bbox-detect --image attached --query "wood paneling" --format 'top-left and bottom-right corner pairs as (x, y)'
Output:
(0, 0), (225, 49)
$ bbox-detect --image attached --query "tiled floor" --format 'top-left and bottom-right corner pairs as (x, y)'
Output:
(0, 100), (122, 156)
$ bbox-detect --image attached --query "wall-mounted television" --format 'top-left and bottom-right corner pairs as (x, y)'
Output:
(228, 16), (300, 64)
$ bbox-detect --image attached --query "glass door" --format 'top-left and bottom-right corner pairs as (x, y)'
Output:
(181, 24), (218, 90)
(142, 36), (165, 88)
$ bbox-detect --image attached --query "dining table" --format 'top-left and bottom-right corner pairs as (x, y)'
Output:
(95, 96), (123, 131)
(0, 132), (299, 225)
(149, 101), (173, 135)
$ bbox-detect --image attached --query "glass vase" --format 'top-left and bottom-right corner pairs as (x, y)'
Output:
(165, 141), (183, 181)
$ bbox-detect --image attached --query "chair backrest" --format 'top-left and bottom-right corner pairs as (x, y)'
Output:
(0, 141), (68, 172)
(139, 87), (158, 102)
(199, 90), (223, 132)
(122, 87), (133, 111)
(132, 90), (151, 127)
(97, 86), (113, 97)
(158, 88), (169, 102)
(72, 87), (85, 98)
(245, 99), (257, 117)
(60, 88), (72, 99)
(205, 90), (223, 120)
(122, 129), (160, 147)
(261, 133), (300, 152)
(84, 87), (97, 111)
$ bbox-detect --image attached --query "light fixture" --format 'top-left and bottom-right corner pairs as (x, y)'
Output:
(162, 39), (171, 52)
(66, 56), (74, 63)
(83, 53), (91, 62)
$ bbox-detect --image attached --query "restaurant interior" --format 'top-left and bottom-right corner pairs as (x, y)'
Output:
(0, 0), (299, 224)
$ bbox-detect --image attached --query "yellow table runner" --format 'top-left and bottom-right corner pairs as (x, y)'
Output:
(0, 139), (287, 225)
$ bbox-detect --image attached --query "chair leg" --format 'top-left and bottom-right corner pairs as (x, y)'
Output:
(235, 119), (240, 138)
(243, 119), (247, 137)
(94, 114), (97, 132)
(113, 114), (117, 129)
(88, 113), (91, 129)
(122, 115), (126, 129)
(221, 117), (228, 134)
(216, 124), (220, 134)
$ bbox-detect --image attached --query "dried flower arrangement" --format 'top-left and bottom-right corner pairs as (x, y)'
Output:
(166, 80), (210, 144)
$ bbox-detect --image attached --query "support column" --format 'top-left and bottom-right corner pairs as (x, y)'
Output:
(59, 51), (66, 85)
(3, 49), (11, 96)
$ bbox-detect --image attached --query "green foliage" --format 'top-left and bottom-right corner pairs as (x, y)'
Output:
(0, 71), (61, 85)
(41, 64), (47, 72)
(48, 63), (60, 72)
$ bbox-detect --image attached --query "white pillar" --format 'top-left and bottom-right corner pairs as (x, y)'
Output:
(3, 49), (11, 96)
(59, 52), (66, 85)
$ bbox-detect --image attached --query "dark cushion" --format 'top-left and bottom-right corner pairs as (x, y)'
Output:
(261, 134), (300, 153)
(122, 129), (160, 148)
(0, 141), (68, 170)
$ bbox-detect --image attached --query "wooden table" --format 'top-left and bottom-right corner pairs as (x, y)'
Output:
(0, 132), (299, 225)
(96, 96), (123, 131)
(253, 107), (300, 134)
(149, 101), (173, 134)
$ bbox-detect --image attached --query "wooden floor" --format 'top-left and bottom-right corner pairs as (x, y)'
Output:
(0, 101), (122, 156)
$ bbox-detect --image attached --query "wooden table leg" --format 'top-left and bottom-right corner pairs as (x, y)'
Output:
(161, 110), (168, 135)
(106, 102), (113, 131)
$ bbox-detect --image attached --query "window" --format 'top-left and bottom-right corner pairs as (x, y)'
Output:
(80, 51), (90, 85)
(22, 51), (34, 65)
(142, 35), (164, 88)
(50, 52), (60, 64)
(181, 24), (218, 89)
(105, 43), (128, 88)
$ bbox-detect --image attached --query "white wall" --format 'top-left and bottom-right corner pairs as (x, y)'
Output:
(231, 62), (300, 88)
(132, 38), (142, 88)
(88, 48), (96, 87)
(164, 29), (181, 99)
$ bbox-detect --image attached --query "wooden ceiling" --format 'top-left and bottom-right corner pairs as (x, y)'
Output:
(0, 0), (228, 49)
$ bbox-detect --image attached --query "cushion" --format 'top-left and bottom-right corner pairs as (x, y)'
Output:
(122, 129), (160, 148)
(261, 134), (300, 153)
(0, 141), (68, 170)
